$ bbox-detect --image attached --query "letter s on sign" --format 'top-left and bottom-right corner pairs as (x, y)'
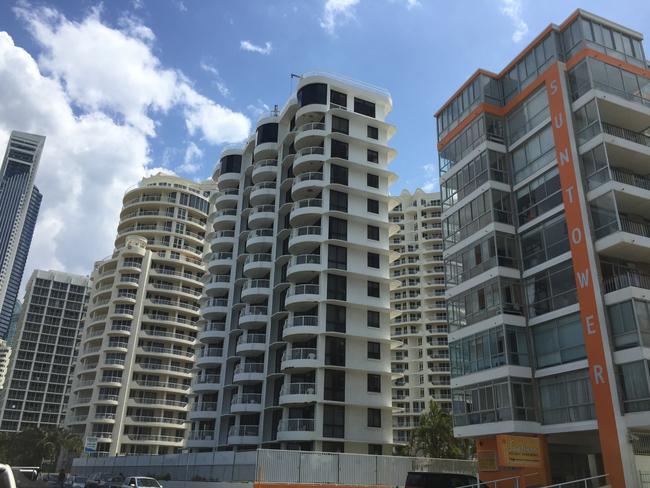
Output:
(550, 79), (558, 95)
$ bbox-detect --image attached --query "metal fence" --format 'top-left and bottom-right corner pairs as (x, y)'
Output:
(641, 471), (650, 488)
(72, 449), (476, 486)
(255, 449), (476, 485)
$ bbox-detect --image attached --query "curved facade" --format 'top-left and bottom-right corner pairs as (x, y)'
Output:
(389, 189), (448, 445)
(189, 74), (397, 454)
(66, 174), (215, 456)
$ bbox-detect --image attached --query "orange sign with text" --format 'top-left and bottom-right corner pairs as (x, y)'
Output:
(496, 435), (542, 468)
(544, 63), (625, 488)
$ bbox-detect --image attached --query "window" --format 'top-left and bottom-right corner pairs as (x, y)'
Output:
(367, 252), (380, 268)
(297, 83), (327, 107)
(332, 116), (349, 135)
(367, 225), (380, 241)
(367, 374), (381, 393)
(367, 310), (380, 328)
(221, 154), (242, 174)
(367, 173), (379, 188)
(511, 124), (555, 183)
(367, 408), (381, 427)
(367, 149), (379, 164)
(326, 304), (346, 333)
(354, 97), (376, 117)
(367, 281), (380, 298)
(328, 245), (347, 270)
(367, 199), (379, 214)
(524, 260), (577, 318)
(256, 123), (278, 144)
(324, 369), (346, 401)
(329, 217), (347, 240)
(330, 190), (348, 212)
(327, 274), (346, 300)
(367, 126), (379, 139)
(516, 167), (562, 225)
(325, 337), (346, 366)
(538, 369), (595, 424)
(331, 164), (348, 185)
(367, 341), (381, 359)
(331, 139), (349, 159)
(618, 361), (650, 413)
(520, 214), (569, 269)
(330, 89), (347, 109)
(532, 312), (586, 368)
(323, 405), (345, 438)
(507, 88), (549, 143)
(608, 299), (650, 350)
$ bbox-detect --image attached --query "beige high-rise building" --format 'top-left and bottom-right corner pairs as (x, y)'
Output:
(66, 173), (215, 456)
(389, 189), (449, 445)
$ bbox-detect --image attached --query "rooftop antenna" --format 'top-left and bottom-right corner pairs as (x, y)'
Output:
(289, 72), (302, 97)
(272, 104), (279, 116)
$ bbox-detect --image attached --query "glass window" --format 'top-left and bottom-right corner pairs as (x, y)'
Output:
(538, 369), (594, 424)
(330, 190), (348, 212)
(367, 126), (379, 139)
(367, 408), (381, 427)
(256, 123), (278, 145)
(323, 404), (345, 437)
(325, 337), (346, 366)
(330, 90), (347, 109)
(327, 274), (346, 300)
(507, 88), (549, 142)
(328, 244), (347, 270)
(618, 361), (650, 413)
(367, 374), (381, 393)
(367, 173), (379, 188)
(532, 312), (586, 368)
(297, 83), (327, 107)
(367, 341), (381, 359)
(608, 300), (650, 350)
(367, 281), (380, 298)
(511, 125), (555, 183)
(331, 164), (348, 185)
(367, 198), (379, 214)
(516, 167), (562, 225)
(332, 116), (349, 135)
(331, 139), (349, 159)
(354, 97), (376, 117)
(367, 225), (379, 241)
(524, 260), (577, 318)
(520, 213), (569, 269)
(367, 310), (380, 328)
(329, 217), (347, 240)
(324, 369), (345, 401)
(326, 304), (346, 333)
(220, 154), (241, 174)
(367, 252), (380, 268)
(367, 149), (379, 164)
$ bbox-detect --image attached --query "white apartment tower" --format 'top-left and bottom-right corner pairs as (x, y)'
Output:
(0, 340), (11, 391)
(66, 174), (214, 456)
(389, 189), (449, 445)
(0, 269), (89, 431)
(187, 73), (397, 454)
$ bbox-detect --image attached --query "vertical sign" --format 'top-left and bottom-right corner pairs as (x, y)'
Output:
(545, 63), (626, 488)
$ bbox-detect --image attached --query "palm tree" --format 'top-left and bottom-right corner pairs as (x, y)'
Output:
(409, 401), (472, 459)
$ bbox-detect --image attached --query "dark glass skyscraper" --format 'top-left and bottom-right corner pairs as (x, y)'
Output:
(0, 131), (44, 339)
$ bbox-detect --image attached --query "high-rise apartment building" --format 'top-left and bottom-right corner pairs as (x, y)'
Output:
(0, 131), (44, 339)
(389, 189), (449, 445)
(0, 270), (89, 431)
(0, 340), (11, 391)
(187, 73), (396, 454)
(438, 9), (650, 487)
(66, 174), (214, 456)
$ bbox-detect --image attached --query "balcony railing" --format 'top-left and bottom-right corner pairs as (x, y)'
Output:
(604, 271), (650, 293)
(280, 383), (316, 396)
(297, 146), (325, 157)
(291, 226), (321, 237)
(291, 254), (321, 266)
(299, 122), (326, 132)
(278, 418), (315, 432)
(195, 374), (220, 384)
(292, 198), (322, 210)
(188, 430), (215, 440)
(242, 279), (271, 290)
(193, 402), (218, 411)
(228, 425), (259, 437)
(282, 348), (317, 361)
(234, 363), (264, 374)
(199, 347), (223, 358)
(237, 334), (266, 345)
(231, 393), (262, 405)
(285, 315), (318, 328)
(287, 284), (320, 297)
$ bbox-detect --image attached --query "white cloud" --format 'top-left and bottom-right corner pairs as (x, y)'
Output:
(176, 1), (188, 13)
(0, 4), (251, 285)
(421, 164), (440, 192)
(240, 40), (273, 55)
(178, 142), (203, 174)
(499, 0), (529, 43)
(320, 0), (359, 34)
(200, 62), (231, 99)
(405, 0), (421, 8)
(247, 100), (271, 120)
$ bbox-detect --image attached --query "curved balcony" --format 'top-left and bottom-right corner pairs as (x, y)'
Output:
(201, 298), (229, 318)
(233, 362), (265, 383)
(230, 393), (263, 413)
(287, 254), (322, 280)
(189, 400), (218, 420)
(141, 328), (195, 345)
(282, 315), (320, 340)
(139, 345), (194, 360)
(126, 415), (185, 429)
(132, 379), (191, 393)
(238, 305), (269, 328)
(214, 188), (239, 208)
(192, 374), (221, 392)
(204, 274), (231, 294)
(294, 122), (326, 149)
(290, 199), (323, 225)
(129, 396), (189, 410)
(241, 279), (271, 303)
(248, 205), (275, 229)
(277, 418), (317, 442)
(236, 333), (267, 355)
(251, 159), (278, 184)
(198, 320), (227, 340)
(250, 181), (276, 206)
(96, 393), (120, 405)
(292, 171), (325, 199)
(217, 171), (240, 189)
(246, 228), (274, 253)
(293, 146), (325, 175)
(279, 383), (317, 405)
(211, 209), (237, 229)
(281, 348), (319, 371)
(288, 226), (322, 252)
(227, 424), (260, 445)
(285, 284), (321, 310)
(134, 361), (193, 377)
(210, 230), (236, 250)
(195, 346), (223, 367)
(126, 434), (184, 445)
(243, 253), (273, 278)
(206, 251), (233, 273)
(186, 430), (216, 448)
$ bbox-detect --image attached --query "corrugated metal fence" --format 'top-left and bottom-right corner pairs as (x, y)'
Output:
(255, 449), (476, 485)
(72, 449), (476, 485)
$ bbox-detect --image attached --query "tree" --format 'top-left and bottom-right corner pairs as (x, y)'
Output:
(0, 427), (83, 470)
(409, 401), (472, 459)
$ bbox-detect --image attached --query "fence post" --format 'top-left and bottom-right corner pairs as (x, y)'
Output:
(336, 453), (340, 485)
(298, 451), (302, 483)
(375, 455), (378, 486)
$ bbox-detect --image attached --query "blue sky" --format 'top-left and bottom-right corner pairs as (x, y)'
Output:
(1, 0), (650, 280)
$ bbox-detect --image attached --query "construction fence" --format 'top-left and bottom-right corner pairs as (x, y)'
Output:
(72, 449), (477, 485)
